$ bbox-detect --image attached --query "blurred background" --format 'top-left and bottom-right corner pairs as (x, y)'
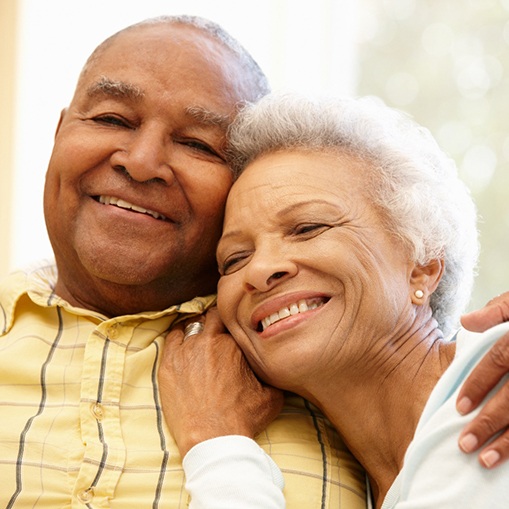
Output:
(1, 0), (508, 311)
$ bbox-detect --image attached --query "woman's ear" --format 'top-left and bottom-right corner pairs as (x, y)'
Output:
(410, 259), (444, 304)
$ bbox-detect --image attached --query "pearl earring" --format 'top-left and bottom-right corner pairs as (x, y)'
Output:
(414, 290), (424, 299)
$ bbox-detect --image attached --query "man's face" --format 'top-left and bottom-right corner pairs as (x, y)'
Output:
(44, 23), (256, 314)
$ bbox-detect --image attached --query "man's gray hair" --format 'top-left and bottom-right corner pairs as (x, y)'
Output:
(226, 93), (479, 336)
(81, 15), (270, 101)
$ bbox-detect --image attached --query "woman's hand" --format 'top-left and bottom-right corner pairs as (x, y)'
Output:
(158, 307), (284, 458)
(457, 292), (509, 468)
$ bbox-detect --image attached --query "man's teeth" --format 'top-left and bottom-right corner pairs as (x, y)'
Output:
(261, 299), (323, 331)
(98, 196), (167, 220)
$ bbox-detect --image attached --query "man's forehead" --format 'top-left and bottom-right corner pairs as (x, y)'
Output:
(84, 23), (217, 75)
(77, 22), (251, 126)
(108, 22), (220, 54)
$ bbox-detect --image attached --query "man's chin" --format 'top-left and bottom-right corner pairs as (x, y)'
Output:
(71, 247), (164, 286)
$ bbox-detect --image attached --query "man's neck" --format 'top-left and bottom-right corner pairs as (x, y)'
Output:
(53, 275), (215, 317)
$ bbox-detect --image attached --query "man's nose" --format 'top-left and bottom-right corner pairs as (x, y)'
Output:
(110, 127), (174, 184)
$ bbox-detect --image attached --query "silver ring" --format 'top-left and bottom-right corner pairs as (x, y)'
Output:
(183, 321), (204, 340)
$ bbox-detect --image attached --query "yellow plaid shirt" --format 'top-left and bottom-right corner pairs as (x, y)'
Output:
(0, 263), (366, 508)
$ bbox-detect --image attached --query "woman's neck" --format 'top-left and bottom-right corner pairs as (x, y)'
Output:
(303, 317), (456, 508)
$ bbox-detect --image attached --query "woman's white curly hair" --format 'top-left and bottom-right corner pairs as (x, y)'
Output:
(226, 93), (479, 336)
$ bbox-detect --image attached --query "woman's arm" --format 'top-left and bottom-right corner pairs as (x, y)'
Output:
(457, 292), (509, 467)
(183, 435), (285, 509)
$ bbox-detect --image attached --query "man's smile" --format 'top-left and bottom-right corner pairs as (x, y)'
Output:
(95, 195), (168, 221)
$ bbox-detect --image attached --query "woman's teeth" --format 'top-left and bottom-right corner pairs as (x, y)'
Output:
(260, 299), (323, 331)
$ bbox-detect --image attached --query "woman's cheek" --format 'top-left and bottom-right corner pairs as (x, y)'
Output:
(217, 278), (238, 329)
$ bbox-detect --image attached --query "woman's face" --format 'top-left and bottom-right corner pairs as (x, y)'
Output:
(217, 149), (416, 391)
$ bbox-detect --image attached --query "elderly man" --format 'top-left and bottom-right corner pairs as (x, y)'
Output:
(0, 15), (365, 508)
(1, 14), (507, 509)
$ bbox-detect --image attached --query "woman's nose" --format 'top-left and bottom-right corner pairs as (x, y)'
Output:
(244, 250), (298, 292)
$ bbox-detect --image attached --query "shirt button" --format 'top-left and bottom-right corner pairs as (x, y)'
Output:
(77, 487), (94, 504)
(91, 402), (104, 421)
(107, 325), (119, 339)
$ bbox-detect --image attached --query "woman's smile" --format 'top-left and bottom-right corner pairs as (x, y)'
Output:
(259, 296), (329, 332)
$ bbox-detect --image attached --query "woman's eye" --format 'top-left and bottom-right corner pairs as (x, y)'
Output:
(295, 224), (329, 235)
(219, 253), (250, 276)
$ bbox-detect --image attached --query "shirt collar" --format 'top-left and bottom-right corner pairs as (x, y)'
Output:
(1, 261), (216, 334)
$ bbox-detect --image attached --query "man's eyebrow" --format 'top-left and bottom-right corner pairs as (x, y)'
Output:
(86, 78), (229, 129)
(185, 105), (231, 130)
(87, 76), (144, 101)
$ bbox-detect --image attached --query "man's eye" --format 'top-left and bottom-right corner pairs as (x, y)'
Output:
(182, 140), (223, 159)
(93, 115), (130, 127)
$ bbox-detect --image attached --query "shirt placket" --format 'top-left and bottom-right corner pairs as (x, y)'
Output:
(73, 320), (132, 508)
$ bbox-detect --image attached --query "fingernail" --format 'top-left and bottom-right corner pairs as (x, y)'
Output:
(457, 396), (473, 415)
(459, 433), (478, 453)
(480, 449), (500, 468)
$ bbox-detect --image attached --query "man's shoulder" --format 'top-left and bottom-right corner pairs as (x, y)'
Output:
(0, 261), (57, 334)
(257, 394), (367, 508)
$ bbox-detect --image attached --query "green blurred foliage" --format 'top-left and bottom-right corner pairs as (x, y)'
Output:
(357, 0), (509, 311)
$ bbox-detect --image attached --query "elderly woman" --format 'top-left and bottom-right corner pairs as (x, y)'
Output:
(160, 94), (509, 508)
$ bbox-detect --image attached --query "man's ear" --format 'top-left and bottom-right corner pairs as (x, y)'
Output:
(410, 259), (444, 304)
(54, 108), (68, 138)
